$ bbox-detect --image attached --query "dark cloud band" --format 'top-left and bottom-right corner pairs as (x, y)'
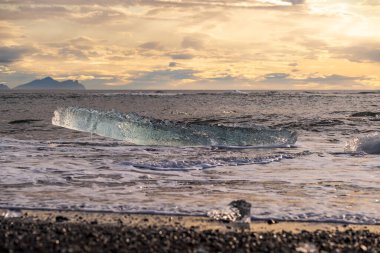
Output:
(0, 46), (30, 63)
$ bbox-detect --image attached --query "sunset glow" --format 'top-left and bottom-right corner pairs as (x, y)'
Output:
(1, 0), (380, 89)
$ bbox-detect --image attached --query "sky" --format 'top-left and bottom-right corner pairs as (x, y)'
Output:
(0, 0), (380, 90)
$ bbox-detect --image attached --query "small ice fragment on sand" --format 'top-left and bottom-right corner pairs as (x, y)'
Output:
(229, 200), (252, 223)
(207, 200), (251, 223)
(1, 209), (22, 218)
(207, 207), (241, 222)
(345, 132), (380, 154)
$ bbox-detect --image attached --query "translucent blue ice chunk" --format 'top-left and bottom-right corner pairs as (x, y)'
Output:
(52, 107), (297, 147)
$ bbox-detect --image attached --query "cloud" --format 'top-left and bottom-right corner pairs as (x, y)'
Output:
(0, 5), (126, 23)
(0, 1), (379, 90)
(58, 47), (90, 60)
(0, 46), (31, 63)
(144, 0), (304, 8)
(302, 74), (368, 85)
(43, 36), (102, 60)
(73, 7), (127, 24)
(261, 73), (290, 81)
(0, 5), (70, 20)
(0, 0), (307, 10)
(79, 76), (120, 89)
(169, 53), (194, 59)
(67, 36), (95, 49)
(257, 72), (369, 87)
(361, 0), (380, 6)
(182, 35), (205, 49)
(123, 70), (252, 90)
(0, 65), (16, 74)
(334, 44), (380, 63)
(139, 41), (164, 50)
(124, 69), (197, 88)
(0, 70), (38, 88)
(189, 74), (253, 89)
(283, 0), (305, 5)
(181, 10), (230, 26)
(0, 21), (22, 40)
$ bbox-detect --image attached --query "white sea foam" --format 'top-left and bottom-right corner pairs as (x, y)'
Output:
(120, 154), (288, 171)
(1, 132), (380, 224)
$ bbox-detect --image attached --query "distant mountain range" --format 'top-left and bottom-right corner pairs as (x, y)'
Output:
(0, 83), (10, 90)
(14, 77), (85, 90)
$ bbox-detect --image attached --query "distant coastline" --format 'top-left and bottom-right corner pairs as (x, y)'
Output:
(12, 77), (85, 90)
(0, 84), (10, 90)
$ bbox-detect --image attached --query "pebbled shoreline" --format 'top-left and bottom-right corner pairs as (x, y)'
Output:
(1, 209), (379, 252)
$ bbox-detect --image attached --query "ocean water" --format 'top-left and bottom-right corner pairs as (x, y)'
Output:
(0, 90), (380, 224)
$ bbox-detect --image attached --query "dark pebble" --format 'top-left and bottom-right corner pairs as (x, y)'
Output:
(55, 216), (69, 222)
(267, 219), (278, 225)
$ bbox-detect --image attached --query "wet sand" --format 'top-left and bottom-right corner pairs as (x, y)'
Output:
(1, 209), (379, 252)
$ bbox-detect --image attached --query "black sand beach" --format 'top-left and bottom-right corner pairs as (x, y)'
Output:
(1, 209), (379, 252)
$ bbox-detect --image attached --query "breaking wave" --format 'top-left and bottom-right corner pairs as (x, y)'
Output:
(52, 107), (297, 147)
